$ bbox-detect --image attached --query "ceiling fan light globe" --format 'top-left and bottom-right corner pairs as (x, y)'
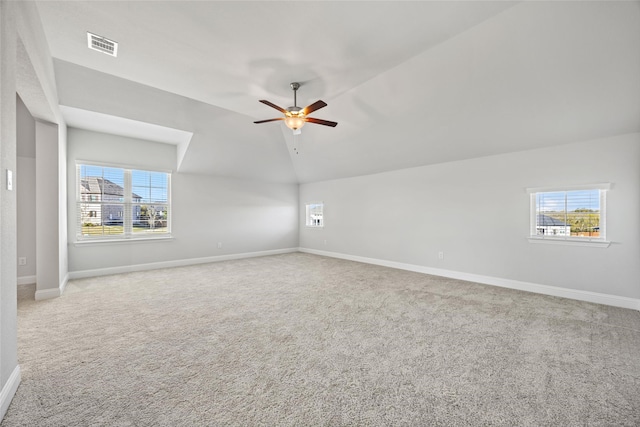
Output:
(285, 116), (306, 131)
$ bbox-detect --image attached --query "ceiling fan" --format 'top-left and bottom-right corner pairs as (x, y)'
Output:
(254, 82), (338, 134)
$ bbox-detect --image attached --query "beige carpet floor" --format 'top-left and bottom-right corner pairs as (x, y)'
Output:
(2, 253), (639, 426)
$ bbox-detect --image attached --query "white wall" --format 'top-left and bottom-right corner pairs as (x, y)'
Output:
(2, 0), (66, 416)
(16, 95), (36, 281)
(0, 0), (19, 418)
(67, 128), (299, 274)
(300, 133), (640, 302)
(16, 157), (35, 281)
(57, 123), (67, 288)
(35, 121), (61, 295)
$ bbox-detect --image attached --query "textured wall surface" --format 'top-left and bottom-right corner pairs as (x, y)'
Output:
(17, 95), (36, 280)
(66, 129), (299, 274)
(0, 0), (19, 413)
(300, 133), (640, 300)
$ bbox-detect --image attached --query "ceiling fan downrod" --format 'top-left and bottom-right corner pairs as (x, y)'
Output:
(290, 82), (300, 109)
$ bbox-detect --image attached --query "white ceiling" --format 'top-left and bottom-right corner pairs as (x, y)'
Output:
(34, 1), (640, 184)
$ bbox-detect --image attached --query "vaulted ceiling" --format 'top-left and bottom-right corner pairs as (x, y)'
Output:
(34, 1), (640, 184)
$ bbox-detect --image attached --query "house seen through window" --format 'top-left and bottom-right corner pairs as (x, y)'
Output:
(77, 164), (170, 239)
(306, 202), (324, 227)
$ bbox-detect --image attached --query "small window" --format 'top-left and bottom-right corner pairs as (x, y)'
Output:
(527, 184), (609, 246)
(306, 202), (324, 227)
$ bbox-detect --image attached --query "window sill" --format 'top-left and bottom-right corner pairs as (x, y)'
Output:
(528, 237), (610, 248)
(74, 235), (174, 246)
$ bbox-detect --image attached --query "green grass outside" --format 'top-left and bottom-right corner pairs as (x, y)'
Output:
(82, 225), (168, 236)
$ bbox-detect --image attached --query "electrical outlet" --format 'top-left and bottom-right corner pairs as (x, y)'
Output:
(18, 257), (27, 266)
(438, 252), (444, 260)
(217, 242), (222, 249)
(324, 240), (327, 245)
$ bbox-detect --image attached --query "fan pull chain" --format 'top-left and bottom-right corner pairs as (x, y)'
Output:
(293, 133), (300, 154)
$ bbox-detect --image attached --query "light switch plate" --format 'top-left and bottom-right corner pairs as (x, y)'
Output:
(6, 170), (12, 191)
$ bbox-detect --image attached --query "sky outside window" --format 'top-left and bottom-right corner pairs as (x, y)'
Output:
(536, 190), (600, 212)
(132, 170), (168, 203)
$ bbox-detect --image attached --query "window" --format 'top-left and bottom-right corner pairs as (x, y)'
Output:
(527, 184), (609, 246)
(305, 202), (324, 227)
(77, 164), (171, 240)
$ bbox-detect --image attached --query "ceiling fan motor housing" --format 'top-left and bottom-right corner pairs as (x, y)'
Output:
(287, 107), (303, 115)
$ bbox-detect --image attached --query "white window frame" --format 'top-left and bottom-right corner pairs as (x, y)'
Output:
(76, 162), (172, 242)
(526, 183), (610, 248)
(305, 202), (324, 228)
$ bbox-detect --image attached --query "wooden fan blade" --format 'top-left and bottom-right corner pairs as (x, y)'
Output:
(254, 118), (284, 124)
(259, 100), (288, 114)
(302, 100), (327, 116)
(305, 117), (338, 127)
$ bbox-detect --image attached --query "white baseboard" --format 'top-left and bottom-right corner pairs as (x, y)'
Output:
(68, 248), (299, 280)
(35, 287), (60, 300)
(299, 248), (640, 311)
(17, 275), (36, 286)
(0, 365), (21, 420)
(34, 273), (69, 301)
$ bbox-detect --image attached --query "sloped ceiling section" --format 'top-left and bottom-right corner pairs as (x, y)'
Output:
(286, 1), (640, 182)
(37, 1), (640, 184)
(59, 105), (194, 170)
(53, 59), (298, 183)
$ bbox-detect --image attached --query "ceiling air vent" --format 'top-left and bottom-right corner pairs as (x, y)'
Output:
(87, 32), (118, 57)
